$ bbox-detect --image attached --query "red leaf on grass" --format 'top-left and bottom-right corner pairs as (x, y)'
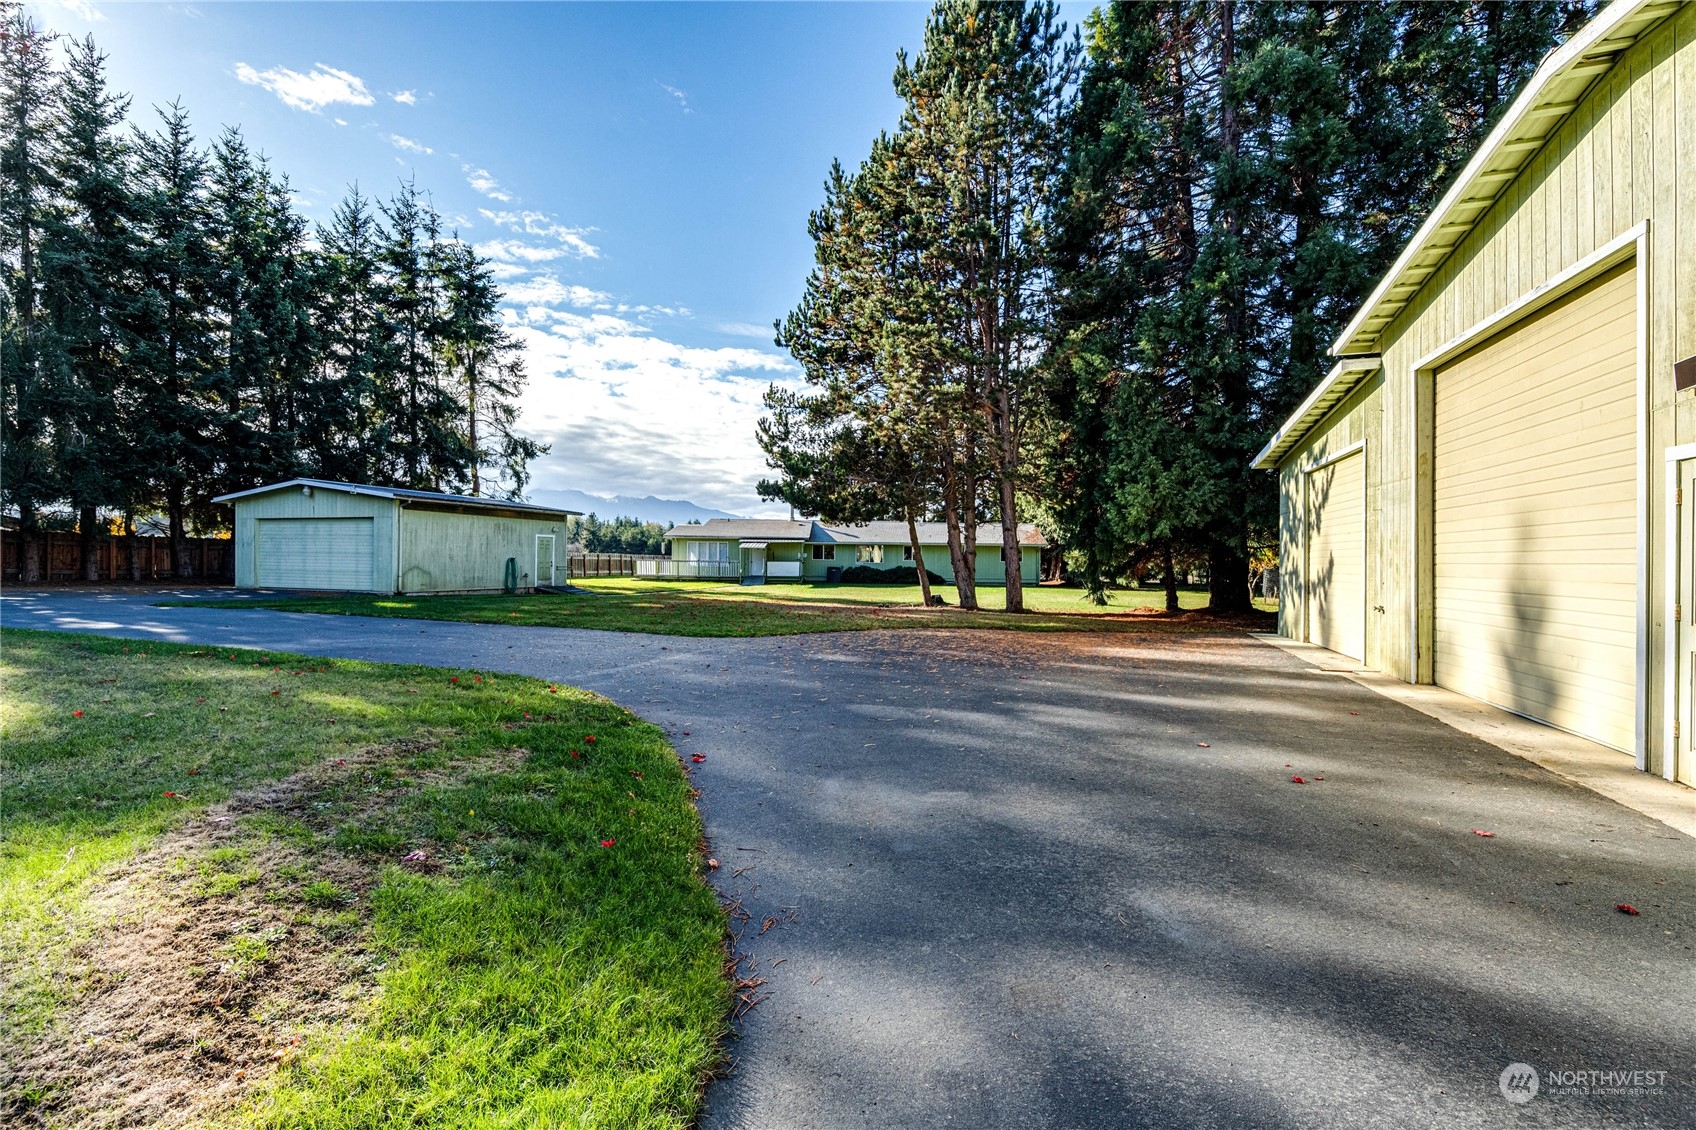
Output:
(1290, 776), (1306, 784)
(270, 690), (281, 696)
(584, 735), (597, 743)
(163, 791), (180, 798)
(72, 710), (84, 717)
(1616, 903), (1639, 915)
(449, 676), (459, 684)
(402, 849), (428, 863)
(1472, 830), (1496, 838)
(691, 754), (706, 763)
(336, 759), (347, 766)
(570, 750), (581, 759)
(600, 839), (616, 848)
(629, 770), (644, 779)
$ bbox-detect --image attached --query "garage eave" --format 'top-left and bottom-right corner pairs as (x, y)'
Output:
(1328, 0), (1680, 358)
(1251, 357), (1383, 471)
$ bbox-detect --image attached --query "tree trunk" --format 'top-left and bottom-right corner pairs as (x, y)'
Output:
(999, 473), (1024, 612)
(1208, 545), (1251, 614)
(125, 511), (140, 582)
(20, 508), (43, 583)
(941, 450), (977, 611)
(79, 503), (99, 581)
(169, 491), (193, 578)
(905, 508), (935, 607)
(1164, 543), (1180, 614)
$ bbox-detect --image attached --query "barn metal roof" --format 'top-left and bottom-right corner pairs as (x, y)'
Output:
(212, 478), (581, 518)
(1254, 0), (1680, 472)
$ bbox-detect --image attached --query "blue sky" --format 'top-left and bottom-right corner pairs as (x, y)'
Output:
(26, 1), (1087, 516)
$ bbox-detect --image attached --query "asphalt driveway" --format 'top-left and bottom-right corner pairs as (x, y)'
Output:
(3, 589), (1692, 1129)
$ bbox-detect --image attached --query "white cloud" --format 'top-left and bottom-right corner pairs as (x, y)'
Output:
(479, 208), (598, 259)
(388, 133), (432, 155)
(391, 90), (417, 105)
(508, 306), (796, 512)
(462, 165), (512, 202)
(474, 239), (568, 264)
(48, 0), (104, 22)
(658, 82), (691, 114)
(234, 62), (374, 113)
(485, 262), (529, 280)
(501, 276), (613, 308)
(717, 322), (775, 340)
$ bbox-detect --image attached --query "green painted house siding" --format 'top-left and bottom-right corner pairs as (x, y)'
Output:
(671, 538), (1040, 585)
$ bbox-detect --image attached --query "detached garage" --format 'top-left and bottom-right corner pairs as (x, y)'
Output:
(216, 479), (579, 594)
(1254, 0), (1693, 784)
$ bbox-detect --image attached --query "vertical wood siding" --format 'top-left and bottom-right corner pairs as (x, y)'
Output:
(1276, 5), (1693, 772)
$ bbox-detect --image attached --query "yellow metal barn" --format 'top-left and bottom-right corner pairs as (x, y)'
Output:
(1254, 0), (1695, 785)
(216, 479), (579, 595)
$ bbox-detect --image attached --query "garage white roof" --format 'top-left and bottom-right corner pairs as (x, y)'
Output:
(213, 478), (581, 519)
(1253, 0), (1680, 471)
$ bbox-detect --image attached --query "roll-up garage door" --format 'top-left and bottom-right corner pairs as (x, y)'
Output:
(256, 517), (375, 591)
(1433, 265), (1636, 752)
(1305, 449), (1366, 661)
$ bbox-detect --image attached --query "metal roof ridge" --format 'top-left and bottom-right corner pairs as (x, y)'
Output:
(1327, 0), (1672, 358)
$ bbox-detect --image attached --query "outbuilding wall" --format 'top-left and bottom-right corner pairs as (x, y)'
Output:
(398, 507), (568, 593)
(1275, 4), (1695, 776)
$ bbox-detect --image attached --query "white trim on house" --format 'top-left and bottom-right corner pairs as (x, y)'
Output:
(1329, 0), (1679, 357)
(1252, 361), (1382, 470)
(1658, 442), (1696, 783)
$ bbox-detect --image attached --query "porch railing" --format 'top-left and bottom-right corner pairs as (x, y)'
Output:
(634, 559), (744, 579)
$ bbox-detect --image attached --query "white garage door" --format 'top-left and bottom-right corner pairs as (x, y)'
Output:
(1433, 265), (1636, 752)
(256, 517), (376, 591)
(1305, 449), (1366, 660)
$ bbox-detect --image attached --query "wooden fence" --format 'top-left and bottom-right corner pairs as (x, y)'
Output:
(2, 530), (232, 583)
(565, 553), (667, 579)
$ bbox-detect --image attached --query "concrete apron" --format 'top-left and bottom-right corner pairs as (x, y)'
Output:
(1254, 634), (1696, 840)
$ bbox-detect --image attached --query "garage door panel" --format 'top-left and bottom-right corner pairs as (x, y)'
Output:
(1305, 450), (1366, 661)
(1432, 264), (1636, 753)
(256, 518), (376, 591)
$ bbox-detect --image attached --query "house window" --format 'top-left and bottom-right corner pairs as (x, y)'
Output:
(811, 544), (835, 560)
(855, 545), (883, 564)
(685, 541), (729, 563)
(903, 546), (914, 561)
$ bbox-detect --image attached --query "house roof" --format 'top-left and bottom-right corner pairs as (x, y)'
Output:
(663, 518), (1048, 548)
(1253, 0), (1679, 472)
(665, 519), (814, 542)
(212, 478), (581, 519)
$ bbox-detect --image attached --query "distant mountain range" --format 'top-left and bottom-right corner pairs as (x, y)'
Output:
(528, 489), (740, 527)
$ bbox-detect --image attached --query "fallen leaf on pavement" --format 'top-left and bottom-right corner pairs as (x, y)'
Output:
(1290, 776), (1306, 784)
(1472, 830), (1496, 838)
(1616, 903), (1639, 915)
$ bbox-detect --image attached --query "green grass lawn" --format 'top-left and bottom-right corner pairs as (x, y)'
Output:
(180, 578), (1274, 639)
(0, 629), (726, 1129)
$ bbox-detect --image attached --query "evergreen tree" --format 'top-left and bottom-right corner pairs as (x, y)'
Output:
(0, 4), (60, 580)
(131, 100), (217, 576)
(40, 33), (136, 579)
